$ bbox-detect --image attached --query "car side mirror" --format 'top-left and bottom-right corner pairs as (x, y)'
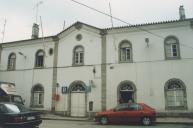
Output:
(22, 99), (25, 105)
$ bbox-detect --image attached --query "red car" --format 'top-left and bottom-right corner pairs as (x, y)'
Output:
(95, 103), (156, 126)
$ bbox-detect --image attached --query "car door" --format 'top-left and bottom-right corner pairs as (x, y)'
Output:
(125, 104), (143, 123)
(0, 104), (7, 125)
(109, 103), (129, 123)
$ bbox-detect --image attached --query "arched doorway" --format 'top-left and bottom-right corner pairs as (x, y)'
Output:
(68, 81), (87, 117)
(118, 81), (136, 104)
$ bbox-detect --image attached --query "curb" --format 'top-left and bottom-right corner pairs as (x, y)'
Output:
(41, 117), (93, 122)
(41, 117), (193, 125)
(156, 121), (193, 125)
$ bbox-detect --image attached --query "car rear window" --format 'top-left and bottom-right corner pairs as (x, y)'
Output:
(4, 104), (28, 113)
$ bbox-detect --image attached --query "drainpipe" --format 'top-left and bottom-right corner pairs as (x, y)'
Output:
(0, 45), (2, 64)
(100, 30), (107, 111)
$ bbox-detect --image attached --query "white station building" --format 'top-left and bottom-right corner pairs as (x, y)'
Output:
(0, 6), (193, 117)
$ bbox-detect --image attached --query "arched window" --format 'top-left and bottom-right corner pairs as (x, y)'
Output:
(35, 50), (44, 68)
(7, 53), (16, 70)
(119, 40), (132, 62)
(164, 36), (180, 59)
(73, 46), (84, 65)
(71, 84), (86, 92)
(31, 84), (44, 107)
(165, 79), (187, 110)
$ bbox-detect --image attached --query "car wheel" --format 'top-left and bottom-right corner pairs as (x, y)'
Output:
(100, 117), (108, 125)
(142, 117), (151, 126)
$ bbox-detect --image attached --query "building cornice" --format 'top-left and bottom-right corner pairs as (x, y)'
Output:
(1, 36), (55, 48)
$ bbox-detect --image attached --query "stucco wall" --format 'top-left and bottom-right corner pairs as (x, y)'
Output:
(106, 22), (193, 111)
(0, 40), (54, 110)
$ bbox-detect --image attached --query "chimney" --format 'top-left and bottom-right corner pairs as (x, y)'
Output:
(31, 23), (39, 39)
(179, 5), (186, 20)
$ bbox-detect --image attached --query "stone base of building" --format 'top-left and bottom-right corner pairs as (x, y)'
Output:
(156, 111), (193, 118)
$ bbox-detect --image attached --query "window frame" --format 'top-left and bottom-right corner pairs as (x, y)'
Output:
(31, 84), (44, 108)
(164, 36), (181, 60)
(35, 49), (45, 68)
(73, 45), (84, 66)
(164, 78), (187, 110)
(7, 53), (16, 71)
(119, 40), (133, 63)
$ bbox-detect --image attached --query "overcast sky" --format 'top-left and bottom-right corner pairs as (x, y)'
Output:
(0, 0), (193, 42)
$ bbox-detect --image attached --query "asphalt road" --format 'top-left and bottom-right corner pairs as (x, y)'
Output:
(40, 120), (193, 128)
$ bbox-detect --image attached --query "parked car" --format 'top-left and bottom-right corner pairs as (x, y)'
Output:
(0, 102), (42, 128)
(95, 103), (156, 126)
(0, 82), (24, 105)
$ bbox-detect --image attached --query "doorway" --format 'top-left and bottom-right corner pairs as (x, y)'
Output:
(120, 90), (134, 103)
(68, 81), (87, 117)
(118, 81), (136, 104)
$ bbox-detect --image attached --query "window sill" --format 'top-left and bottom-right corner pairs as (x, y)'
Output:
(165, 57), (181, 60)
(72, 64), (84, 67)
(34, 66), (44, 69)
(119, 61), (133, 63)
(7, 69), (15, 71)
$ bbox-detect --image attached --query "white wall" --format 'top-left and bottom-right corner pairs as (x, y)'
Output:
(106, 22), (193, 111)
(56, 28), (102, 112)
(0, 21), (193, 113)
(0, 40), (55, 110)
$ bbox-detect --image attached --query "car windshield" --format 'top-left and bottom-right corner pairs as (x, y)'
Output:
(4, 103), (28, 113)
(12, 96), (23, 104)
(114, 103), (128, 110)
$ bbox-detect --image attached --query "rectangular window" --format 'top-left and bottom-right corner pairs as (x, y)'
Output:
(126, 48), (131, 60)
(33, 93), (39, 106)
(75, 52), (83, 65)
(171, 44), (178, 57)
(8, 58), (15, 70)
(36, 56), (44, 67)
(39, 93), (43, 105)
(75, 53), (79, 64)
(167, 90), (184, 107)
(121, 48), (131, 62)
(79, 52), (83, 64)
(33, 92), (43, 106)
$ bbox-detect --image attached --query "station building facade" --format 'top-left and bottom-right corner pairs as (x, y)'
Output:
(0, 18), (193, 117)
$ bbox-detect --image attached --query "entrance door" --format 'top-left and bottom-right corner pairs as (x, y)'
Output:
(120, 91), (133, 103)
(71, 92), (86, 117)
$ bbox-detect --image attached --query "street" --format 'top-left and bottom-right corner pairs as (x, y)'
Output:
(40, 120), (193, 128)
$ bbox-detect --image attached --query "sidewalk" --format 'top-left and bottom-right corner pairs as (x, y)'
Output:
(41, 113), (193, 125)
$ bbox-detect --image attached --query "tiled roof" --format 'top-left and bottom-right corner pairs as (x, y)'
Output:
(105, 18), (193, 30)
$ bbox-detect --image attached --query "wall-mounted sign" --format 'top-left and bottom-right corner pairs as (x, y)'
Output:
(61, 86), (68, 94)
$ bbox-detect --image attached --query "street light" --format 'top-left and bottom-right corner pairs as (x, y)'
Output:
(18, 52), (26, 59)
